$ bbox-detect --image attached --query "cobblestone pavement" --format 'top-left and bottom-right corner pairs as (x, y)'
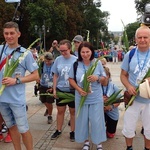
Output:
(0, 62), (144, 150)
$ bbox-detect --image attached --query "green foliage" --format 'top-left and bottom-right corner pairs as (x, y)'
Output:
(104, 89), (123, 106)
(1, 0), (111, 47)
(121, 20), (129, 53)
(135, 0), (149, 14)
(126, 67), (150, 110)
(77, 59), (99, 117)
(0, 1), (15, 43)
(126, 22), (140, 45)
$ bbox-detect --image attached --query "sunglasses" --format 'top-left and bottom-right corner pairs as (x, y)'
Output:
(74, 41), (80, 44)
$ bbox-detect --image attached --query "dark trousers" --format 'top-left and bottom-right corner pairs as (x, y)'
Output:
(104, 113), (118, 134)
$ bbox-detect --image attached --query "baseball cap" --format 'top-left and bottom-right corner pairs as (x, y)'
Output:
(44, 52), (53, 60)
(73, 35), (83, 42)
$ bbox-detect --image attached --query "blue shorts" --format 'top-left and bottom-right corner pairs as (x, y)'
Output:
(0, 102), (29, 133)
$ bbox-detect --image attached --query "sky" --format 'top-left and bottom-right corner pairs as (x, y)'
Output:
(100, 0), (138, 32)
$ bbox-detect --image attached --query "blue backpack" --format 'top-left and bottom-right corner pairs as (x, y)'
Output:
(129, 48), (136, 63)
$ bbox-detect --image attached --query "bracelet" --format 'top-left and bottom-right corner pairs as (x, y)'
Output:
(111, 104), (115, 109)
(97, 76), (101, 83)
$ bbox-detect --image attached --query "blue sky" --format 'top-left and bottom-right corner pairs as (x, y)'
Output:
(100, 0), (138, 31)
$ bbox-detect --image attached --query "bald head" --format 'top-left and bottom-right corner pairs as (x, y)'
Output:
(135, 26), (150, 38)
(135, 25), (150, 51)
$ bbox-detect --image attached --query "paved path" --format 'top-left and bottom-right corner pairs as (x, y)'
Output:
(0, 62), (144, 150)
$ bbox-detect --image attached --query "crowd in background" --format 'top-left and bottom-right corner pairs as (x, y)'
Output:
(94, 47), (125, 63)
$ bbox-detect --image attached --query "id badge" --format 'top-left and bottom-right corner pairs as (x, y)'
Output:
(136, 76), (143, 85)
(88, 83), (93, 94)
(48, 82), (53, 88)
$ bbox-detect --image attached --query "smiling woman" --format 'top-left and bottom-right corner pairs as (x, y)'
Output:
(59, 49), (68, 53)
(51, 39), (77, 142)
(59, 40), (72, 58)
(69, 41), (107, 149)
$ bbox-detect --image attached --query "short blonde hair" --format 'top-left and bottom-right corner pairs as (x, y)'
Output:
(103, 66), (111, 78)
(100, 58), (107, 66)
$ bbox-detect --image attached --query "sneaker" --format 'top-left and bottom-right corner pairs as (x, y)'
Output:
(4, 133), (12, 143)
(47, 116), (53, 124)
(68, 120), (70, 126)
(44, 109), (48, 116)
(126, 147), (133, 150)
(97, 144), (103, 150)
(26, 105), (28, 111)
(107, 132), (115, 138)
(70, 131), (75, 142)
(51, 130), (61, 140)
(0, 134), (4, 141)
(141, 127), (144, 135)
(1, 123), (7, 133)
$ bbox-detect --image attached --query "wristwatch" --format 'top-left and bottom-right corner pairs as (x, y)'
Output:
(16, 77), (22, 84)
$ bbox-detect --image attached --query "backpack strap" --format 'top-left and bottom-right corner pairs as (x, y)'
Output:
(41, 61), (44, 74)
(73, 61), (78, 83)
(0, 42), (6, 62)
(129, 48), (136, 63)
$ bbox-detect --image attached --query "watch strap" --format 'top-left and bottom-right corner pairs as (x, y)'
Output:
(16, 77), (22, 84)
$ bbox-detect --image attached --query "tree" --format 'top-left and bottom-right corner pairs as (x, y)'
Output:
(0, 1), (15, 43)
(126, 22), (140, 45)
(0, 0), (110, 48)
(82, 0), (109, 47)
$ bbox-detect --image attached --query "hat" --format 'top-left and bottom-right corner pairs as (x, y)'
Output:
(139, 79), (150, 99)
(44, 52), (53, 60)
(73, 35), (83, 42)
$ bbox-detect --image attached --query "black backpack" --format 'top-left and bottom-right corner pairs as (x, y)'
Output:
(73, 61), (78, 83)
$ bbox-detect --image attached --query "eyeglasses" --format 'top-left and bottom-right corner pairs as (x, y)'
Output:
(59, 49), (68, 53)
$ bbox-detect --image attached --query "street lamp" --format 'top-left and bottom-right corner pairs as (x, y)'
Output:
(34, 23), (47, 51)
(42, 25), (46, 51)
(34, 25), (42, 40)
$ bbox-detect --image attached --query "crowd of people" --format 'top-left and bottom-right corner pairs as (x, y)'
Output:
(94, 47), (125, 63)
(0, 21), (150, 150)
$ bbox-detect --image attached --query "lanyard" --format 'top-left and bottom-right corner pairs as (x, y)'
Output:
(3, 45), (9, 56)
(102, 83), (109, 96)
(82, 62), (92, 73)
(0, 46), (21, 71)
(44, 63), (53, 79)
(137, 48), (149, 72)
(0, 42), (6, 62)
(46, 65), (51, 76)
(46, 65), (51, 73)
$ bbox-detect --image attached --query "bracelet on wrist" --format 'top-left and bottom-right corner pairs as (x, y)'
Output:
(97, 76), (100, 83)
(111, 104), (115, 109)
